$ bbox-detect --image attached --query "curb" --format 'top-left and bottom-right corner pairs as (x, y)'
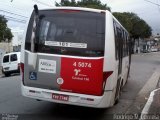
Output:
(140, 69), (160, 120)
(137, 70), (160, 98)
(140, 88), (160, 120)
(126, 69), (160, 114)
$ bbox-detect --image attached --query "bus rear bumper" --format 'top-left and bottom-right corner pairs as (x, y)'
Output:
(21, 85), (113, 108)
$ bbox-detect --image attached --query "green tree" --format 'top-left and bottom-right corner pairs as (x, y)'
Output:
(55, 0), (110, 11)
(113, 12), (152, 39)
(113, 12), (152, 53)
(0, 15), (13, 42)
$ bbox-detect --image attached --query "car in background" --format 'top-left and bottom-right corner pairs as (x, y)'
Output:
(150, 47), (158, 52)
(140, 49), (149, 53)
(2, 52), (21, 76)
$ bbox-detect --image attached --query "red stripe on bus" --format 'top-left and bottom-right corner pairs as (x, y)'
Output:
(60, 57), (104, 96)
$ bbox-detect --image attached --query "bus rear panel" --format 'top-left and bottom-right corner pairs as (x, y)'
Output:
(21, 8), (112, 108)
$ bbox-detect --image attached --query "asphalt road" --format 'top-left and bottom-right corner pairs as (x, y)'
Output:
(0, 52), (160, 120)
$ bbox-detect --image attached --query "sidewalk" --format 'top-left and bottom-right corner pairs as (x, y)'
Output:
(147, 88), (160, 114)
(141, 78), (160, 119)
(126, 69), (160, 115)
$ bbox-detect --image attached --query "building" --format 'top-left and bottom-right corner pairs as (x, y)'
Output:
(0, 28), (24, 53)
(11, 28), (24, 52)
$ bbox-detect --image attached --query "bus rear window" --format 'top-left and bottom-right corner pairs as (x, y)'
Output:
(26, 10), (105, 57)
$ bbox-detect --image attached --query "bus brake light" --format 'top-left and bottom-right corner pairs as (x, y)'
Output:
(102, 71), (113, 92)
(20, 63), (24, 85)
(103, 71), (113, 82)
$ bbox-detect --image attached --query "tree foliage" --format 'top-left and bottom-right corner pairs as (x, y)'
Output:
(0, 15), (13, 42)
(113, 12), (152, 39)
(55, 0), (110, 11)
(55, 1), (152, 39)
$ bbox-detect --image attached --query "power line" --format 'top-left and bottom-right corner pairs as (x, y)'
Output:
(0, 1), (28, 24)
(0, 10), (27, 23)
(0, 9), (28, 18)
(144, 0), (160, 6)
(0, 14), (27, 23)
(0, 0), (54, 24)
(157, 0), (160, 12)
(6, 0), (54, 8)
(5, 16), (26, 23)
(0, 1), (26, 11)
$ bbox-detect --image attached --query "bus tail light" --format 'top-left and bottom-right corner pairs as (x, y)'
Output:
(103, 71), (113, 90)
(20, 63), (24, 85)
(18, 63), (21, 69)
(103, 71), (113, 81)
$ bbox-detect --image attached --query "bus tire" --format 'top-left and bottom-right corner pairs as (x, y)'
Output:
(114, 79), (122, 105)
(126, 64), (131, 84)
(126, 54), (131, 83)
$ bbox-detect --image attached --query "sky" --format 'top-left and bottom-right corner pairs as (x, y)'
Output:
(0, 0), (160, 35)
(106, 0), (160, 35)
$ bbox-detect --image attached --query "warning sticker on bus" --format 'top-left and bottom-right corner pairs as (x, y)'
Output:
(45, 41), (87, 48)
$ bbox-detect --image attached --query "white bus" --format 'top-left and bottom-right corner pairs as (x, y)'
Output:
(21, 6), (131, 108)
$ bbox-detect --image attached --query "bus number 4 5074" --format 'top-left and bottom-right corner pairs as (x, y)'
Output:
(73, 62), (92, 68)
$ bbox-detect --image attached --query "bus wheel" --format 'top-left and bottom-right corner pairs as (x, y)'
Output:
(126, 66), (131, 84)
(114, 79), (122, 105)
(126, 59), (131, 83)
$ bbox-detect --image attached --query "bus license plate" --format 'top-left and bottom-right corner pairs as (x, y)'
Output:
(52, 93), (69, 101)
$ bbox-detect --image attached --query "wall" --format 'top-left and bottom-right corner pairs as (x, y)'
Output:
(0, 42), (13, 53)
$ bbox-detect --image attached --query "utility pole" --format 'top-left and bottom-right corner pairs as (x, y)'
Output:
(144, 0), (160, 49)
